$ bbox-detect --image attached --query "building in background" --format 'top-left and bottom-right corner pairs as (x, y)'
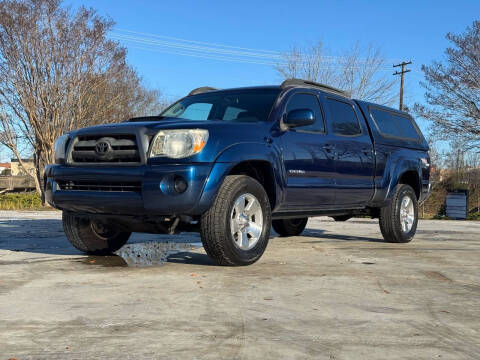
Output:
(0, 163), (11, 175)
(10, 158), (35, 176)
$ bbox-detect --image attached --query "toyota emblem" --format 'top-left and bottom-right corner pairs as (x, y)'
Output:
(95, 140), (111, 155)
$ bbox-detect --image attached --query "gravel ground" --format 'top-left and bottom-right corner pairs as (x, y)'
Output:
(0, 211), (479, 359)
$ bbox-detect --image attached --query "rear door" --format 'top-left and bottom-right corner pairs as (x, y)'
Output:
(322, 95), (375, 206)
(279, 91), (336, 209)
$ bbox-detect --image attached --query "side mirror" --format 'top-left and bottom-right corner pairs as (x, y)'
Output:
(285, 109), (315, 128)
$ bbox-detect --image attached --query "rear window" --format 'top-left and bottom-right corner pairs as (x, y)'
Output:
(370, 107), (420, 141)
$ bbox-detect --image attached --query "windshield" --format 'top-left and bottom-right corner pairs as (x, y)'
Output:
(160, 89), (280, 122)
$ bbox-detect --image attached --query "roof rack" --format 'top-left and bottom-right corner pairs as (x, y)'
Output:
(188, 86), (218, 96)
(280, 78), (348, 97)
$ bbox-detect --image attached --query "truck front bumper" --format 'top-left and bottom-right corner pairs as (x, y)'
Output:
(44, 163), (215, 216)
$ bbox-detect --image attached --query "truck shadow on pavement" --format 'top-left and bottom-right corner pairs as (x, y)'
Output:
(0, 218), (215, 266)
(0, 219), (385, 267)
(302, 228), (385, 243)
(0, 218), (70, 254)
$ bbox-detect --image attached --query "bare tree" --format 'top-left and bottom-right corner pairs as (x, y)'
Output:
(414, 21), (480, 150)
(0, 0), (163, 195)
(275, 42), (397, 104)
(426, 138), (442, 171)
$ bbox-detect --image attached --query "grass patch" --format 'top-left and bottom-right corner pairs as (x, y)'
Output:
(467, 212), (480, 221)
(0, 192), (45, 210)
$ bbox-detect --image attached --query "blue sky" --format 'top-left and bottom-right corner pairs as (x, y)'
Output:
(64, 0), (479, 108)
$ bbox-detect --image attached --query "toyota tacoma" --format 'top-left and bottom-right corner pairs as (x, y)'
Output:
(45, 79), (431, 266)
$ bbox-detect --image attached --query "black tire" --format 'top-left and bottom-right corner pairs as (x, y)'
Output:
(200, 175), (272, 266)
(62, 212), (131, 254)
(332, 215), (352, 222)
(272, 218), (308, 237)
(379, 184), (418, 243)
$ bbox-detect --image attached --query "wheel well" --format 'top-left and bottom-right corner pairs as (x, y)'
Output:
(398, 171), (420, 199)
(228, 160), (276, 208)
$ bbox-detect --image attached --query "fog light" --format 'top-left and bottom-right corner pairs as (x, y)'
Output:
(174, 176), (188, 193)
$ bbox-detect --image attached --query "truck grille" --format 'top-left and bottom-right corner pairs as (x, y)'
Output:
(58, 180), (142, 193)
(70, 134), (141, 164)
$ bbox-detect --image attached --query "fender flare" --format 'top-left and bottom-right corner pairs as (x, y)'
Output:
(384, 156), (422, 202)
(195, 142), (285, 213)
(369, 151), (422, 207)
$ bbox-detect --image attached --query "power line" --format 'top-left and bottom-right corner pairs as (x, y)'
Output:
(125, 44), (401, 72)
(114, 29), (404, 64)
(110, 29), (401, 70)
(124, 44), (282, 66)
(110, 33), (284, 60)
(113, 28), (282, 55)
(127, 44), (392, 70)
(111, 32), (355, 63)
(393, 61), (412, 111)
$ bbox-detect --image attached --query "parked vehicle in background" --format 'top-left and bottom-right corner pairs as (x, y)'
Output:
(45, 79), (431, 266)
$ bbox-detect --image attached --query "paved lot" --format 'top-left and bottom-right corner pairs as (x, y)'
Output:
(0, 211), (479, 359)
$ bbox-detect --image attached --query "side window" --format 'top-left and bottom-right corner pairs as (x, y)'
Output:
(392, 114), (420, 140)
(326, 98), (362, 136)
(370, 108), (401, 137)
(285, 93), (325, 132)
(370, 107), (420, 141)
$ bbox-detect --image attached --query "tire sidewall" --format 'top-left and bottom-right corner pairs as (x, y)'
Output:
(224, 178), (271, 264)
(63, 212), (130, 254)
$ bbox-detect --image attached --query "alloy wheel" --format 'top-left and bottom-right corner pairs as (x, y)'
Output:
(230, 193), (264, 250)
(399, 195), (415, 233)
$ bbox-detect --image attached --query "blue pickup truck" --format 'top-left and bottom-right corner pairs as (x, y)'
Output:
(45, 79), (430, 266)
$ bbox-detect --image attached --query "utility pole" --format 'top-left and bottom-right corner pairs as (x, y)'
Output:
(393, 61), (412, 111)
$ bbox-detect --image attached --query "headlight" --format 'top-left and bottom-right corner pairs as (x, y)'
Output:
(149, 129), (209, 158)
(54, 134), (70, 163)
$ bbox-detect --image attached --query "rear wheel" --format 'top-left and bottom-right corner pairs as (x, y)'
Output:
(200, 175), (271, 266)
(272, 218), (308, 237)
(379, 184), (418, 243)
(332, 215), (352, 222)
(62, 212), (131, 254)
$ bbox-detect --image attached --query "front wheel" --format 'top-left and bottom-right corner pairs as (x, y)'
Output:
(200, 175), (272, 266)
(379, 184), (418, 243)
(272, 218), (308, 237)
(62, 212), (131, 254)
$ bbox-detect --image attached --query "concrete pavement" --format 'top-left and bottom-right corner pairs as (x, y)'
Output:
(0, 211), (479, 359)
